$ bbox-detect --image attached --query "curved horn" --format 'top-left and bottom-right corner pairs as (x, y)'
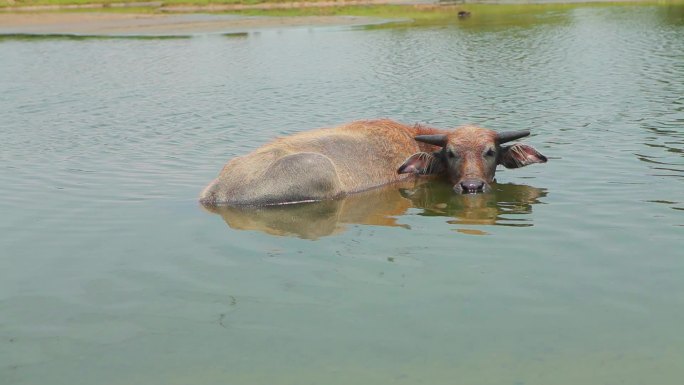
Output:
(414, 134), (448, 147)
(497, 130), (530, 144)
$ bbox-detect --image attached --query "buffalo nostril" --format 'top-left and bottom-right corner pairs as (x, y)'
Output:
(459, 179), (485, 193)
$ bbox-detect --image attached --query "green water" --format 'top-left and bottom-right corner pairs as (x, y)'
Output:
(1, 5), (683, 385)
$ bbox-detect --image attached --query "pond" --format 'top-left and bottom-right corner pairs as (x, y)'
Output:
(1, 4), (683, 385)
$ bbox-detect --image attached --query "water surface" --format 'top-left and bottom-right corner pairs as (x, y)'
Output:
(1, 5), (683, 385)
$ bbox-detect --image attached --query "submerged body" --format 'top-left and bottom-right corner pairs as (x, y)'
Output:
(200, 120), (440, 206)
(200, 119), (547, 206)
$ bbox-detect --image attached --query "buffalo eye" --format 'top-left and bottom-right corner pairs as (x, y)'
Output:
(446, 149), (458, 159)
(484, 148), (496, 157)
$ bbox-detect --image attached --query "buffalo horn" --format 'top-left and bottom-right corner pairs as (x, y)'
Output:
(414, 134), (448, 147)
(497, 130), (530, 143)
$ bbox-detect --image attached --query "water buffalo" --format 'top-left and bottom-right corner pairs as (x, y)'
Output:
(199, 119), (547, 206)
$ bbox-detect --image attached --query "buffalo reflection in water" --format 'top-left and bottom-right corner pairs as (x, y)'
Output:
(202, 181), (547, 239)
(400, 181), (547, 235)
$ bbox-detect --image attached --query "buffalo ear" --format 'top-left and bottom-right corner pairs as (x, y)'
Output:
(398, 152), (444, 175)
(499, 144), (547, 169)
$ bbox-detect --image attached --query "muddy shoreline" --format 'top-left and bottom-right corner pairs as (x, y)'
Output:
(0, 12), (406, 36)
(0, 0), (427, 36)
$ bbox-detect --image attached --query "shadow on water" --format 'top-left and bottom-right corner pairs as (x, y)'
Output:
(0, 33), (192, 41)
(660, 4), (684, 25)
(351, 3), (579, 32)
(202, 180), (547, 239)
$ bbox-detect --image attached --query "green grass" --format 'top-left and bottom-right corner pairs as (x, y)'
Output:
(2, 0), (683, 8)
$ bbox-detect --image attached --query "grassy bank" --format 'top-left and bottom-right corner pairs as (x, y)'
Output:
(2, 0), (683, 8)
(2, 0), (682, 31)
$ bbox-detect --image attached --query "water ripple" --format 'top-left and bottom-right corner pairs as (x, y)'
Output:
(2, 7), (684, 384)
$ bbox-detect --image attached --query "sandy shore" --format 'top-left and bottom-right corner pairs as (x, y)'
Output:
(0, 10), (403, 36)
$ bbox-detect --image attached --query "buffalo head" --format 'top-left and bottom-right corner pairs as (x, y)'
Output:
(397, 125), (547, 193)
